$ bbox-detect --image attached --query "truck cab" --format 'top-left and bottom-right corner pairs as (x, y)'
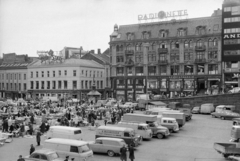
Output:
(230, 126), (240, 142)
(147, 121), (170, 139)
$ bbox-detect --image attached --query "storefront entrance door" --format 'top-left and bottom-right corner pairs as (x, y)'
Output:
(197, 78), (205, 90)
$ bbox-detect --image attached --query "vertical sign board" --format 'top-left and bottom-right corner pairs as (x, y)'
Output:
(222, 2), (240, 61)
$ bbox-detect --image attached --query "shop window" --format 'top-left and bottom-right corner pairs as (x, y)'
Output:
(148, 80), (158, 89)
(135, 67), (143, 76)
(184, 65), (194, 75)
(160, 79), (167, 89)
(171, 65), (179, 75)
(159, 65), (167, 75)
(208, 51), (218, 59)
(225, 61), (239, 68)
(170, 80), (181, 90)
(148, 66), (156, 76)
(197, 64), (205, 75)
(184, 80), (194, 89)
(208, 64), (218, 74)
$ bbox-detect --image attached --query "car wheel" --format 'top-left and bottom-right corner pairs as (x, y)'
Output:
(157, 133), (164, 139)
(221, 117), (225, 120)
(107, 150), (115, 157)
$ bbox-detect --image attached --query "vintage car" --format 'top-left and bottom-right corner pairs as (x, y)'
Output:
(211, 111), (240, 120)
(192, 106), (201, 114)
(24, 149), (64, 161)
(88, 137), (127, 157)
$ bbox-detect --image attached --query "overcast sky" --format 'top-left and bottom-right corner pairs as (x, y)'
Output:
(0, 0), (223, 57)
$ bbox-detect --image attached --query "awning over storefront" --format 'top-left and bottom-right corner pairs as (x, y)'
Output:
(87, 91), (101, 96)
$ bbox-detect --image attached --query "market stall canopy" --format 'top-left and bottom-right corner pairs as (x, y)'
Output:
(87, 91), (101, 96)
(148, 101), (167, 106)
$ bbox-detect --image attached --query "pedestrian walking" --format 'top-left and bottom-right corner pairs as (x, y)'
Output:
(36, 130), (41, 146)
(30, 144), (35, 155)
(129, 144), (135, 161)
(120, 144), (127, 161)
(17, 155), (25, 161)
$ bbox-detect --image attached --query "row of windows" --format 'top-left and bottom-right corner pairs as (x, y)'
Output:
(30, 80), (104, 90)
(224, 28), (240, 33)
(224, 50), (240, 55)
(117, 51), (218, 63)
(116, 64), (219, 76)
(125, 25), (215, 41)
(117, 39), (218, 52)
(0, 73), (26, 80)
(30, 70), (103, 78)
(224, 17), (240, 23)
(0, 83), (27, 91)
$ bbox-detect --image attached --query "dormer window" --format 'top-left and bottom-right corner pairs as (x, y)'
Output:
(177, 28), (187, 36)
(127, 33), (134, 40)
(142, 31), (150, 39)
(159, 43), (167, 49)
(159, 30), (168, 38)
(196, 26), (206, 35)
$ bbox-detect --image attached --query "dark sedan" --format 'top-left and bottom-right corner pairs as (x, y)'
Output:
(211, 112), (240, 120)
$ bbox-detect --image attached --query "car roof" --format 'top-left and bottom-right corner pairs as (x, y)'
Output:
(49, 126), (81, 131)
(33, 148), (56, 155)
(97, 126), (133, 131)
(45, 138), (88, 146)
(97, 137), (124, 141)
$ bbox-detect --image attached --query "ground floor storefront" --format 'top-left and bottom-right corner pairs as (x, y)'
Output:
(0, 90), (27, 100)
(112, 75), (222, 101)
(224, 72), (240, 89)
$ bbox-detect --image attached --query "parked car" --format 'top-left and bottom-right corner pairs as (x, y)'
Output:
(228, 87), (240, 94)
(192, 106), (200, 114)
(211, 111), (240, 120)
(24, 149), (64, 161)
(88, 137), (127, 157)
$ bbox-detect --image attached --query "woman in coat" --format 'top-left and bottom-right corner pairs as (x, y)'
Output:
(129, 144), (135, 161)
(36, 130), (41, 146)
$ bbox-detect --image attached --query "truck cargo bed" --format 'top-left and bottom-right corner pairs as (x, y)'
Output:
(214, 143), (240, 156)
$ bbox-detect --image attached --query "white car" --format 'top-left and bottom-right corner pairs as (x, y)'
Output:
(228, 87), (240, 93)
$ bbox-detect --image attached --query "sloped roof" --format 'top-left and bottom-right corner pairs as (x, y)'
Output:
(29, 58), (104, 68)
(92, 53), (110, 64)
(112, 16), (221, 42)
(102, 48), (110, 56)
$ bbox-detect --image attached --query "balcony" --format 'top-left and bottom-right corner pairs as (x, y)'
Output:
(195, 45), (206, 51)
(170, 60), (180, 64)
(125, 50), (134, 55)
(158, 48), (168, 53)
(184, 47), (194, 52)
(195, 58), (206, 63)
(184, 59), (194, 64)
(158, 60), (168, 65)
(170, 48), (180, 52)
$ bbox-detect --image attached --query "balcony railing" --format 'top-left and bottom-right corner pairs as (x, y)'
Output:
(125, 50), (134, 55)
(195, 45), (206, 51)
(208, 46), (218, 51)
(158, 48), (168, 53)
(195, 58), (206, 63)
(158, 60), (168, 65)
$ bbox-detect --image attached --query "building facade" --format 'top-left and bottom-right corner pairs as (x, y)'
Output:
(222, 0), (240, 88)
(0, 53), (35, 99)
(109, 10), (222, 101)
(81, 49), (112, 98)
(27, 58), (106, 100)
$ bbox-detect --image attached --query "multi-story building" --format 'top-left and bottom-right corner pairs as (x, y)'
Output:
(59, 46), (88, 59)
(81, 49), (112, 98)
(109, 9), (222, 101)
(222, 0), (240, 88)
(0, 53), (35, 99)
(27, 58), (106, 100)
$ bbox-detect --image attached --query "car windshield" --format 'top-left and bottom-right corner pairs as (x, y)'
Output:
(80, 144), (91, 153)
(48, 152), (58, 160)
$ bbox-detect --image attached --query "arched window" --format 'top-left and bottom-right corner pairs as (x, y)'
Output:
(213, 38), (218, 46)
(196, 40), (203, 47)
(126, 45), (131, 51)
(184, 41), (189, 48)
(160, 43), (166, 49)
(208, 39), (213, 47)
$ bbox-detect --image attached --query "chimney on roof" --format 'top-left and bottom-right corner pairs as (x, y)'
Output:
(91, 50), (95, 54)
(98, 49), (101, 54)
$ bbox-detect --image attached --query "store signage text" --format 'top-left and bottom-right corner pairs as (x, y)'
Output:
(223, 34), (240, 39)
(138, 10), (188, 21)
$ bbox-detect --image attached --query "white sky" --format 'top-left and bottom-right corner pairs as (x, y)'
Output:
(0, 0), (223, 57)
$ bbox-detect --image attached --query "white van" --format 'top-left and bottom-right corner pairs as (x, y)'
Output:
(44, 138), (94, 161)
(215, 105), (235, 113)
(200, 103), (215, 114)
(117, 122), (152, 139)
(46, 126), (82, 140)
